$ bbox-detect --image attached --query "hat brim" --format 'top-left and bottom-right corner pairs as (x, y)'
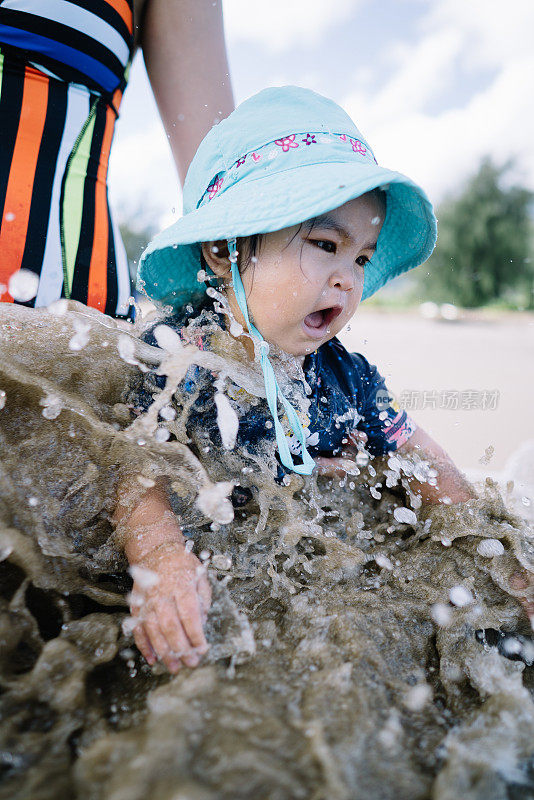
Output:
(138, 161), (436, 308)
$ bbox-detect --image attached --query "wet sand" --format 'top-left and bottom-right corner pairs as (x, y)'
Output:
(341, 308), (534, 475)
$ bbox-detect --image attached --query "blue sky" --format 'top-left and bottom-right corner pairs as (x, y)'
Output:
(108, 0), (534, 231)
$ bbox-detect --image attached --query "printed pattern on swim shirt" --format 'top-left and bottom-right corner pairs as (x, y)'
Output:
(133, 311), (417, 464)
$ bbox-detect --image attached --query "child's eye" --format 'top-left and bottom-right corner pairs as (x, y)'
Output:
(310, 239), (337, 254)
(355, 255), (369, 268)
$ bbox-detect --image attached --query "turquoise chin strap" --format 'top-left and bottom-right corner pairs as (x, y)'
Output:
(227, 238), (315, 475)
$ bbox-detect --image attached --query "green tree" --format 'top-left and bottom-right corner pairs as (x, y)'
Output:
(416, 159), (534, 308)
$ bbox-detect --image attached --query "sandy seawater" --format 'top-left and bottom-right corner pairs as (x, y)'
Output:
(1, 303), (534, 800)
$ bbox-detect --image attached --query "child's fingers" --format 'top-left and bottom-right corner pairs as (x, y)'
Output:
(315, 456), (358, 478)
(133, 623), (157, 666)
(144, 614), (182, 673)
(349, 430), (368, 445)
(176, 589), (209, 653)
(157, 597), (194, 659)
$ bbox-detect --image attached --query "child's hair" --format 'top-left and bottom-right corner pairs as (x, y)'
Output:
(201, 187), (387, 281)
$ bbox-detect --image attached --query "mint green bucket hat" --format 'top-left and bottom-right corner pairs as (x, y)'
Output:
(137, 85), (437, 309)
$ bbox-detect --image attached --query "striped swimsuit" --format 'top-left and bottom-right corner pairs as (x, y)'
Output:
(0, 0), (134, 317)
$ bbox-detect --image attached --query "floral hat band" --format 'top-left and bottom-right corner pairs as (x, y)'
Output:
(197, 131), (377, 210)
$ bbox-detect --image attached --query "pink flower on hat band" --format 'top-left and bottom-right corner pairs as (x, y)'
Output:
(301, 133), (317, 145)
(350, 138), (367, 155)
(207, 176), (223, 198)
(275, 135), (299, 151)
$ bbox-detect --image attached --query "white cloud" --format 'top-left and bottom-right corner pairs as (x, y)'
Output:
(109, 0), (534, 226)
(343, 0), (534, 201)
(223, 0), (359, 52)
(423, 0), (534, 68)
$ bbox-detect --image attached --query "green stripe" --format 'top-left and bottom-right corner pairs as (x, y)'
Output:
(62, 102), (97, 294)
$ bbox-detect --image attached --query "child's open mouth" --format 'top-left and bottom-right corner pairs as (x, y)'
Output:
(302, 305), (343, 339)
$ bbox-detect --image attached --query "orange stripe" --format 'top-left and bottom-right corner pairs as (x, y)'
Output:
(86, 104), (116, 311)
(112, 86), (123, 109)
(0, 68), (48, 303)
(106, 0), (133, 33)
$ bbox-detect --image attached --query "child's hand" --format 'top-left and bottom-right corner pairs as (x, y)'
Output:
(315, 430), (368, 477)
(129, 543), (211, 673)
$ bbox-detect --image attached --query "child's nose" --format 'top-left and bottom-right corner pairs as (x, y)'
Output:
(329, 263), (355, 292)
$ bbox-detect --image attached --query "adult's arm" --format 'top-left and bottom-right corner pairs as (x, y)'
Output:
(136, 0), (235, 183)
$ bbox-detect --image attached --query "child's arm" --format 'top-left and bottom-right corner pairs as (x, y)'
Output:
(316, 426), (475, 505)
(396, 425), (476, 504)
(114, 481), (211, 673)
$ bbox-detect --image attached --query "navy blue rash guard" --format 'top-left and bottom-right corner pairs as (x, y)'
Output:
(303, 337), (415, 457)
(133, 310), (416, 471)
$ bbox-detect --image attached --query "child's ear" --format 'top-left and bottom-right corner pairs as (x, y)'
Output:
(201, 241), (231, 276)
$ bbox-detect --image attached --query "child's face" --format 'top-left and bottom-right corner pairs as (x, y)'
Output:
(206, 192), (384, 357)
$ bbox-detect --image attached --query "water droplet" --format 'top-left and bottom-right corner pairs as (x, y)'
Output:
(393, 507), (417, 525)
(431, 602), (452, 626)
(47, 299), (68, 316)
(8, 269), (39, 302)
(196, 481), (234, 524)
(215, 392), (239, 449)
(153, 324), (182, 353)
(118, 334), (137, 364)
(154, 427), (170, 443)
(68, 319), (91, 351)
(159, 405), (176, 422)
(129, 564), (159, 590)
(137, 475), (156, 489)
(449, 586), (473, 607)
(375, 554), (393, 570)
(501, 636), (522, 656)
(403, 683), (432, 711)
(476, 538), (505, 557)
(0, 543), (14, 561)
(40, 393), (63, 420)
(229, 319), (243, 338)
